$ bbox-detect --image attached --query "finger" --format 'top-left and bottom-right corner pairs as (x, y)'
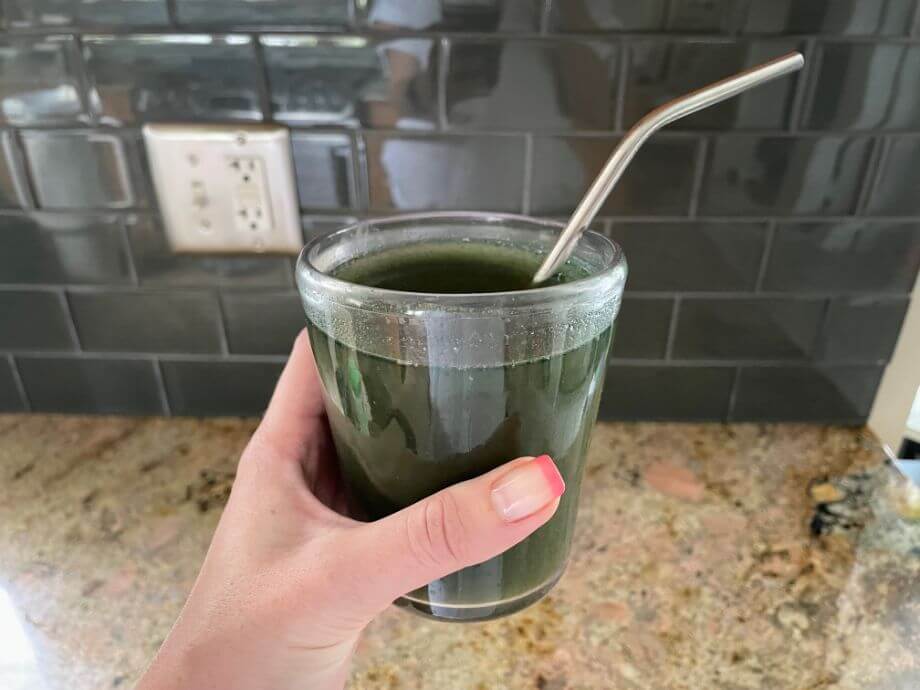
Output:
(325, 455), (565, 619)
(253, 328), (325, 458)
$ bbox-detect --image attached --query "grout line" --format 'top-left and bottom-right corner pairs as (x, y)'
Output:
(7, 354), (32, 412)
(787, 36), (818, 132)
(725, 365), (742, 420)
(753, 220), (776, 291)
(663, 295), (681, 360)
(59, 290), (83, 352)
(614, 38), (629, 132)
(251, 34), (274, 122)
(521, 133), (534, 213)
(855, 136), (888, 215)
(152, 358), (172, 415)
(686, 137), (708, 218)
(214, 291), (232, 356)
(437, 37), (450, 131)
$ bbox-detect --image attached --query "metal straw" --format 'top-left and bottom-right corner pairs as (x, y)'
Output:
(532, 51), (805, 285)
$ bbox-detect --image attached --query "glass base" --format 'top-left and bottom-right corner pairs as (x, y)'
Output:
(394, 567), (565, 623)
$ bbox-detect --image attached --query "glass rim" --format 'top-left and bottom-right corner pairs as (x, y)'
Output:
(296, 211), (626, 307)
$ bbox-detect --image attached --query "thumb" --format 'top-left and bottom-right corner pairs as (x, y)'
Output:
(330, 455), (565, 619)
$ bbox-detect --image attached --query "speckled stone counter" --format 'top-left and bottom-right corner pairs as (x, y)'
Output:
(1, 416), (918, 689)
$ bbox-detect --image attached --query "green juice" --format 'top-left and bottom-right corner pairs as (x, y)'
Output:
(306, 242), (612, 621)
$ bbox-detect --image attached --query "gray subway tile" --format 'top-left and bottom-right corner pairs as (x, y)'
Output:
(126, 214), (292, 287)
(0, 290), (76, 350)
(366, 0), (541, 32)
(0, 132), (29, 208)
(291, 132), (356, 210)
(762, 221), (920, 293)
(302, 215), (355, 242)
(16, 356), (165, 414)
(221, 292), (304, 355)
(69, 290), (223, 353)
(0, 356), (25, 411)
(22, 130), (145, 210)
(699, 135), (873, 216)
(610, 221), (767, 292)
(162, 359), (283, 416)
(0, 36), (85, 125)
(867, 137), (920, 215)
(0, 213), (132, 285)
(625, 40), (802, 130)
(365, 132), (525, 212)
(446, 39), (618, 131)
(263, 35), (437, 128)
(83, 34), (261, 123)
(803, 43), (920, 131)
(177, 0), (349, 26)
(610, 297), (673, 359)
(673, 297), (825, 360)
(599, 365), (734, 421)
(743, 0), (916, 36)
(732, 365), (883, 423)
(5, 0), (169, 27)
(531, 136), (697, 216)
(817, 297), (909, 362)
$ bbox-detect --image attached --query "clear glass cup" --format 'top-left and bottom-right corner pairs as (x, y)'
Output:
(296, 212), (627, 622)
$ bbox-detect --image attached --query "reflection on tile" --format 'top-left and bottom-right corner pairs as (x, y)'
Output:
(83, 34), (260, 123)
(0, 290), (75, 350)
(867, 137), (920, 215)
(733, 365), (883, 423)
(610, 298), (673, 359)
(366, 133), (525, 212)
(0, 213), (132, 285)
(0, 356), (25, 411)
(446, 39), (617, 130)
(0, 132), (29, 208)
(263, 35), (437, 127)
(221, 292), (304, 354)
(743, 0), (916, 36)
(599, 365), (734, 420)
(22, 130), (145, 210)
(699, 136), (873, 216)
(673, 297), (825, 360)
(126, 215), (292, 287)
(0, 36), (85, 124)
(69, 290), (222, 353)
(550, 0), (742, 32)
(625, 40), (801, 130)
(302, 216), (355, 241)
(367, 0), (541, 31)
(5, 0), (169, 27)
(291, 132), (356, 210)
(531, 136), (697, 215)
(162, 360), (283, 416)
(610, 221), (766, 292)
(763, 222), (920, 293)
(177, 0), (349, 26)
(804, 43), (920, 130)
(817, 297), (909, 362)
(16, 356), (164, 414)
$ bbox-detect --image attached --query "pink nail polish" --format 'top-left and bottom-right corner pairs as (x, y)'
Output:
(490, 455), (566, 522)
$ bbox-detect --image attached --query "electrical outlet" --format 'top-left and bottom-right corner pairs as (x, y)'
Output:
(143, 124), (302, 254)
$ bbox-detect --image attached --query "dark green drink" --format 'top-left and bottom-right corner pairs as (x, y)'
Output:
(297, 215), (626, 622)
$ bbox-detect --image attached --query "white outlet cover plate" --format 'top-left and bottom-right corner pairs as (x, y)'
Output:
(143, 123), (303, 254)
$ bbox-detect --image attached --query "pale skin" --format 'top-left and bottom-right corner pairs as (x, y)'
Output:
(137, 330), (566, 690)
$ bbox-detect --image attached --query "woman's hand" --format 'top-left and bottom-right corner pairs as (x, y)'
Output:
(137, 331), (565, 690)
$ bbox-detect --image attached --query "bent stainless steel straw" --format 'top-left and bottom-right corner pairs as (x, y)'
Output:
(532, 51), (805, 285)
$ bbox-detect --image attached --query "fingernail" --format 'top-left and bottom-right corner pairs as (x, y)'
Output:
(490, 455), (566, 522)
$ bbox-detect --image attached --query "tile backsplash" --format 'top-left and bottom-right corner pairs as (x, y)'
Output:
(1, 0), (919, 424)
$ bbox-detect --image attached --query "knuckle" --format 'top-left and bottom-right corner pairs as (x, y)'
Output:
(405, 491), (468, 569)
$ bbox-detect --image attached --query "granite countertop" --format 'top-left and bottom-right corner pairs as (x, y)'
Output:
(1, 415), (918, 689)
